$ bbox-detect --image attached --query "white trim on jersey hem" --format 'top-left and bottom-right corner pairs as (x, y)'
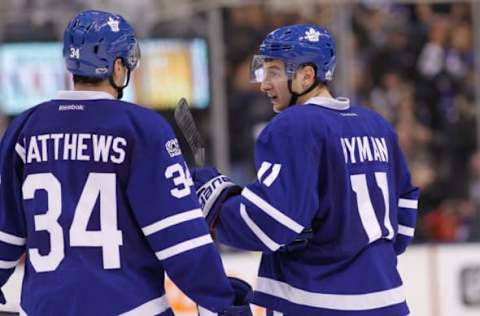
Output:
(119, 295), (170, 316)
(19, 306), (27, 316)
(398, 198), (418, 209)
(0, 259), (19, 269)
(0, 230), (26, 246)
(155, 234), (213, 260)
(142, 209), (203, 236)
(241, 188), (303, 233)
(398, 225), (415, 237)
(198, 306), (218, 316)
(240, 203), (281, 251)
(55, 90), (115, 100)
(255, 277), (406, 311)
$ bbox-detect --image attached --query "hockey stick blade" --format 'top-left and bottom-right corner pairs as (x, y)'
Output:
(174, 98), (206, 167)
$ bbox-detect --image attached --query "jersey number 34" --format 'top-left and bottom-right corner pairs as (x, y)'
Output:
(23, 172), (122, 272)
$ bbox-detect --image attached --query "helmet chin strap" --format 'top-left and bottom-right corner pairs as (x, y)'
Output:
(109, 69), (131, 100)
(287, 78), (319, 106)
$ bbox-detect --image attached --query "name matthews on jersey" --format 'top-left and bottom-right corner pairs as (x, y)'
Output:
(17, 133), (127, 164)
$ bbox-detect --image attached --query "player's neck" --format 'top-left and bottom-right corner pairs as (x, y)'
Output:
(297, 85), (332, 104)
(74, 82), (118, 98)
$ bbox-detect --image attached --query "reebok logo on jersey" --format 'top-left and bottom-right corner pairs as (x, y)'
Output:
(257, 161), (281, 187)
(165, 138), (181, 157)
(59, 104), (84, 111)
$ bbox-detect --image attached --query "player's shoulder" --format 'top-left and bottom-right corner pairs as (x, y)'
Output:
(115, 100), (174, 135)
(268, 104), (316, 129)
(264, 101), (331, 136)
(351, 103), (385, 119)
(351, 103), (396, 132)
(6, 103), (44, 134)
(258, 105), (319, 146)
(0, 103), (44, 151)
(344, 100), (384, 120)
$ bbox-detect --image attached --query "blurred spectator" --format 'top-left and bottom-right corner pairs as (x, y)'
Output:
(395, 87), (432, 159)
(444, 94), (477, 198)
(469, 153), (480, 240)
(422, 199), (475, 242)
(0, 113), (10, 139)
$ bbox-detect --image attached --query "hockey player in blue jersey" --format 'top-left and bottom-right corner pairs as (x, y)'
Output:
(192, 24), (419, 316)
(0, 10), (252, 316)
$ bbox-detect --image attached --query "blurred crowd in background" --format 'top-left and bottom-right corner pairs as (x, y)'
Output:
(0, 0), (479, 242)
(352, 2), (479, 243)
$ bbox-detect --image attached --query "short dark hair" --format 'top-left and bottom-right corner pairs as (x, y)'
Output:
(72, 75), (105, 85)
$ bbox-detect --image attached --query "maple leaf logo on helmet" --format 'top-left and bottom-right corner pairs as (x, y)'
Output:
(301, 28), (321, 42)
(107, 17), (120, 32)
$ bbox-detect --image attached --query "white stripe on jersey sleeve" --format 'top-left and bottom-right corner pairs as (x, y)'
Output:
(15, 142), (26, 163)
(240, 203), (281, 251)
(0, 231), (26, 246)
(255, 277), (406, 310)
(155, 234), (213, 260)
(0, 259), (19, 269)
(198, 306), (218, 316)
(398, 198), (418, 209)
(119, 295), (170, 315)
(142, 209), (203, 236)
(257, 161), (272, 180)
(398, 225), (415, 237)
(241, 188), (303, 233)
(263, 164), (281, 187)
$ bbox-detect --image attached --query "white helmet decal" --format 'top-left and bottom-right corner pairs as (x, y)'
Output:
(107, 17), (120, 32)
(300, 27), (321, 42)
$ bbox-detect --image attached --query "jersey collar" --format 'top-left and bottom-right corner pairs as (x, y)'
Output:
(305, 96), (350, 110)
(55, 90), (116, 100)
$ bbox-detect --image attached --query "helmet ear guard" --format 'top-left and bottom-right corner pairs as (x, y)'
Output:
(126, 40), (141, 70)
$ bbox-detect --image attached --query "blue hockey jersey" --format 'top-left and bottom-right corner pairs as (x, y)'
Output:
(216, 96), (419, 316)
(0, 91), (235, 315)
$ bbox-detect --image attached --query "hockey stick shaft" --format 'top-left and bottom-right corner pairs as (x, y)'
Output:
(174, 98), (206, 167)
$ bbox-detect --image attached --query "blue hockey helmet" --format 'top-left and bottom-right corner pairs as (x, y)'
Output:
(251, 24), (336, 83)
(63, 10), (140, 78)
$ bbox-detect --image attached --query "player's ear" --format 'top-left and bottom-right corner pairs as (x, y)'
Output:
(301, 65), (316, 88)
(112, 58), (126, 84)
